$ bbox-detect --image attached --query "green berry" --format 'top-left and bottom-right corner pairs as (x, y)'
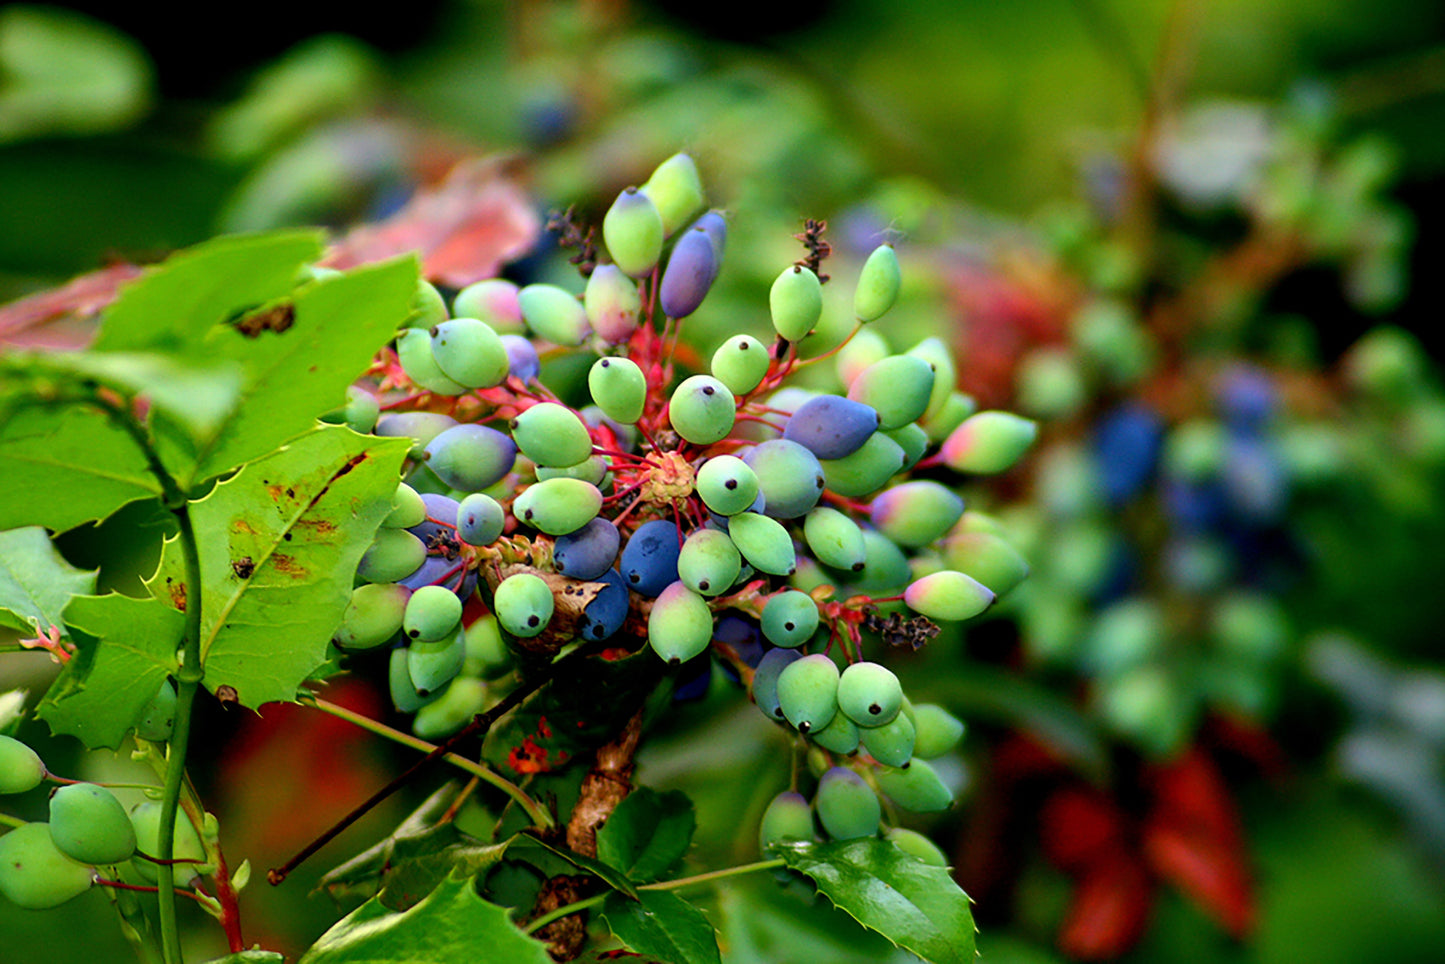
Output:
(885, 827), (949, 867)
(648, 582), (714, 665)
(0, 823), (94, 909)
(513, 478), (603, 535)
(859, 711), (915, 767)
(403, 585), (464, 643)
(770, 265), (824, 341)
(677, 529), (742, 597)
(641, 153), (705, 237)
(129, 802), (207, 884)
(711, 334), (770, 396)
(134, 679), (178, 742)
(760, 590), (819, 648)
(335, 583), (410, 650)
(603, 187), (665, 277)
(854, 244), (902, 322)
(429, 317), (510, 389)
(0, 735), (45, 795)
(874, 758), (953, 812)
(407, 624), (467, 696)
(589, 356), (648, 425)
(903, 570), (994, 622)
(396, 327), (467, 395)
(759, 790), (815, 852)
(813, 767), (880, 840)
(726, 511), (796, 576)
(511, 402), (594, 468)
(777, 654), (840, 734)
(49, 784), (135, 865)
(695, 456), (760, 516)
(911, 704), (965, 759)
(382, 483), (427, 529)
(517, 284), (589, 346)
(837, 662), (903, 727)
(493, 573), (554, 638)
(809, 710), (861, 755)
(669, 375), (736, 445)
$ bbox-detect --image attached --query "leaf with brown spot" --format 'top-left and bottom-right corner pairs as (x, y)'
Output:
(148, 425), (410, 709)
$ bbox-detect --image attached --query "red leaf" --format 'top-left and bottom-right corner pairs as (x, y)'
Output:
(1058, 855), (1154, 960)
(1148, 749), (1244, 856)
(0, 262), (142, 349)
(1142, 817), (1254, 937)
(324, 157), (540, 288)
(1039, 786), (1127, 874)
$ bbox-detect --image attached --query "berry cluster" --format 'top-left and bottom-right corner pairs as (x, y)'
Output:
(325, 155), (1037, 843)
(0, 735), (210, 910)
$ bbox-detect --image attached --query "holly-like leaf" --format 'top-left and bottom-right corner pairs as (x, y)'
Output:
(322, 783), (460, 903)
(516, 832), (641, 900)
(148, 425), (409, 709)
(199, 953), (285, 964)
(380, 825), (510, 912)
(600, 890), (721, 964)
(90, 230), (323, 355)
(596, 787), (696, 884)
(156, 255), (418, 488)
(0, 526), (96, 634)
(715, 876), (921, 964)
(36, 591), (182, 749)
(0, 403), (162, 532)
(773, 839), (977, 964)
(32, 350), (244, 442)
(298, 872), (553, 964)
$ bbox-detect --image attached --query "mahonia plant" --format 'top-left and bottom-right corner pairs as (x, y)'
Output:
(0, 154), (1036, 964)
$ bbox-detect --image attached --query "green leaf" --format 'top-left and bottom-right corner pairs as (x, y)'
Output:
(774, 839), (976, 964)
(36, 591), (182, 749)
(148, 425), (409, 709)
(199, 952), (285, 964)
(90, 230), (323, 355)
(34, 350), (244, 441)
(517, 831), (641, 900)
(158, 255), (418, 487)
(0, 403), (162, 531)
(322, 783), (461, 904)
(298, 872), (553, 964)
(715, 876), (921, 964)
(597, 787), (696, 884)
(380, 824), (511, 913)
(320, 781), (510, 910)
(0, 526), (96, 634)
(601, 890), (721, 964)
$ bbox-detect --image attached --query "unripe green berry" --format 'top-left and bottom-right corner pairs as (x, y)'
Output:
(403, 585), (464, 643)
(711, 334), (771, 396)
(0, 735), (46, 795)
(760, 590), (819, 648)
(589, 356), (648, 425)
(494, 573), (554, 638)
(813, 767), (880, 840)
(837, 662), (903, 727)
(49, 784), (135, 865)
(770, 265), (823, 342)
(603, 187), (665, 277)
(854, 244), (902, 322)
(0, 823), (94, 908)
(777, 654), (840, 734)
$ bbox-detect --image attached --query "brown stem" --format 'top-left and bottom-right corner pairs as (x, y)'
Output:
(531, 708), (646, 962)
(267, 636), (607, 886)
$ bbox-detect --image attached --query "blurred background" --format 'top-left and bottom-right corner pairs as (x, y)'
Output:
(2, 1), (1443, 962)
